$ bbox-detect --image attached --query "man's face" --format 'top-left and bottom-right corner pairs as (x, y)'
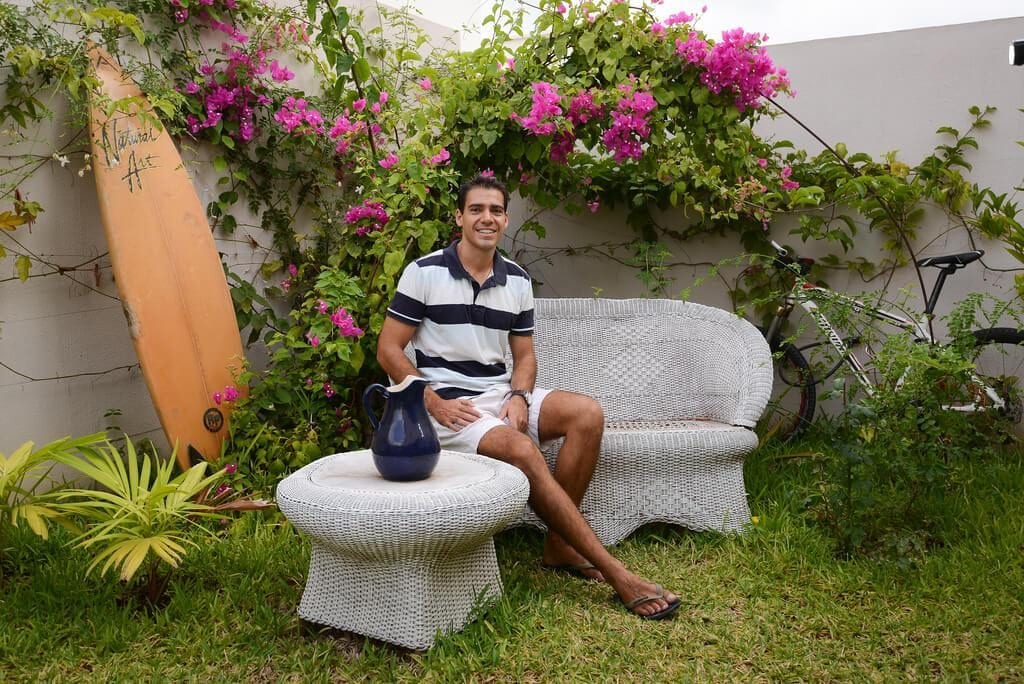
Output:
(455, 187), (508, 252)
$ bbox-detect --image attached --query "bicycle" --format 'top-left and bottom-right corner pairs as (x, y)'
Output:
(750, 239), (1024, 441)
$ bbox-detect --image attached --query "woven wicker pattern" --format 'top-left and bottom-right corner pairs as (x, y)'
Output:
(515, 298), (771, 543)
(277, 450), (530, 650)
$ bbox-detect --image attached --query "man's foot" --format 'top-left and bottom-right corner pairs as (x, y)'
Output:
(606, 574), (680, 619)
(542, 561), (604, 582)
(614, 584), (681, 620)
(542, 540), (605, 582)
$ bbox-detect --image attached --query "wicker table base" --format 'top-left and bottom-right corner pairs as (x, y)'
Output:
(277, 450), (530, 650)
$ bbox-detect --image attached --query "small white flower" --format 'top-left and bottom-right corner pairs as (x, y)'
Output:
(83, 153), (91, 162)
(52, 152), (70, 167)
(78, 169), (85, 177)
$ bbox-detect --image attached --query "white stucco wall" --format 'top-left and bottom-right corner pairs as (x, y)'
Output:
(3, 16), (1023, 453)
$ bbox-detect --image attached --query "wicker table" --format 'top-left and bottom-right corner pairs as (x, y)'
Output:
(276, 449), (530, 650)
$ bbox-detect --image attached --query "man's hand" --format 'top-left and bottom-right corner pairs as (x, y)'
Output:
(499, 394), (529, 433)
(426, 392), (482, 431)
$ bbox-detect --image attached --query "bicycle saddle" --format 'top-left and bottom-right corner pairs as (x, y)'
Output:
(915, 251), (983, 269)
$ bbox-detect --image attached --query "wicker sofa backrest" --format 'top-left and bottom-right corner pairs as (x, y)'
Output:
(530, 298), (772, 427)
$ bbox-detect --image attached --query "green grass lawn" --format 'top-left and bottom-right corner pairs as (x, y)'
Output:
(2, 442), (1022, 681)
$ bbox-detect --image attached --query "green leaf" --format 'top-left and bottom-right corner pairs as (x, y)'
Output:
(353, 58), (371, 83)
(15, 255), (30, 281)
(349, 340), (365, 372)
(383, 250), (405, 277)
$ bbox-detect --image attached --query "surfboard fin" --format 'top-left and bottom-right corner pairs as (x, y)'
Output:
(187, 444), (204, 467)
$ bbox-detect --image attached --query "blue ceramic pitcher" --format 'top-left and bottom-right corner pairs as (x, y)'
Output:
(362, 376), (441, 481)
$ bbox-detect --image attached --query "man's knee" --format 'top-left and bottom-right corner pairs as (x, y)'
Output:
(479, 429), (549, 479)
(570, 396), (604, 434)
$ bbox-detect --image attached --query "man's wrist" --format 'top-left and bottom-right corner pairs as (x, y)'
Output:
(507, 388), (532, 407)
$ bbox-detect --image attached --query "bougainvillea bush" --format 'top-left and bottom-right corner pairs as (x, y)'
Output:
(5, 0), (1021, 495)
(0, 0), (809, 485)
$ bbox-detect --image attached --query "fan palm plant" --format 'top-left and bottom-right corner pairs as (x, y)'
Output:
(0, 433), (107, 576)
(56, 438), (270, 603)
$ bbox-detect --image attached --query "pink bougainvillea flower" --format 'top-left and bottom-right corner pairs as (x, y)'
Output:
(306, 331), (320, 347)
(681, 27), (792, 111)
(600, 86), (657, 162)
(317, 299), (330, 314)
(352, 98), (367, 112)
(418, 77), (433, 90)
(379, 152), (399, 169)
(212, 391), (222, 405)
(378, 91), (389, 104)
(480, 168), (495, 178)
(665, 11), (694, 26)
(370, 102), (381, 114)
(587, 200), (600, 213)
(568, 89), (603, 125)
(269, 60), (294, 82)
(184, 81), (200, 94)
(345, 199), (390, 236)
(513, 81), (562, 136)
(505, 57), (516, 71)
(780, 166), (799, 190)
(174, 9), (188, 23)
(225, 463), (238, 474)
(323, 382), (336, 398)
(427, 148), (451, 165)
(330, 307), (364, 337)
(550, 132), (575, 163)
(650, 22), (666, 38)
(757, 158), (768, 168)
(556, 3), (567, 14)
(223, 385), (240, 402)
(215, 484), (231, 496)
(287, 263), (298, 277)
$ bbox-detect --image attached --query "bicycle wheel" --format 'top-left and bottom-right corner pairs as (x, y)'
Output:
(757, 334), (817, 442)
(968, 327), (1024, 435)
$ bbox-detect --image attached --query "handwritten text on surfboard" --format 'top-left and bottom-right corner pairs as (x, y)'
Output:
(99, 116), (160, 192)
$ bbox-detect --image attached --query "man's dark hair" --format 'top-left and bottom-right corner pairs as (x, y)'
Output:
(457, 174), (510, 212)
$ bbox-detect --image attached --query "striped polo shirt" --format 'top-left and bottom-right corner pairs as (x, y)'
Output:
(387, 241), (534, 398)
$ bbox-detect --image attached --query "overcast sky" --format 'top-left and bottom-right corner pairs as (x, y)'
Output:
(407, 0), (1024, 48)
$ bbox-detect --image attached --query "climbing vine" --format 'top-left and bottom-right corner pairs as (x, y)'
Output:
(3, 0), (1023, 478)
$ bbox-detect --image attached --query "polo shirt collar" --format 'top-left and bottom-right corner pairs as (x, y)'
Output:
(442, 240), (508, 286)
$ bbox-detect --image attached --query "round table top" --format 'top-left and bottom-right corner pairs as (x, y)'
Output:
(276, 449), (530, 546)
(304, 449), (522, 496)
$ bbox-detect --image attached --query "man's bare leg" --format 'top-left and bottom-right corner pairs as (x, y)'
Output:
(477, 426), (678, 617)
(534, 391), (604, 580)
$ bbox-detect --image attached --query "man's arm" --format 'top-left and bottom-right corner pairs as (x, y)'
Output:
(376, 317), (481, 430)
(376, 316), (421, 384)
(499, 333), (537, 432)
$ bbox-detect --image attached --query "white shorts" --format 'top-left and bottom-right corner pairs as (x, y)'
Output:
(431, 385), (553, 454)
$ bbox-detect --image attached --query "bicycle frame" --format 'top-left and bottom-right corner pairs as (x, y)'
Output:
(767, 241), (1006, 411)
(784, 285), (926, 397)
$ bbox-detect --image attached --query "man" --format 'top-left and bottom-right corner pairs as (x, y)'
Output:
(376, 174), (680, 620)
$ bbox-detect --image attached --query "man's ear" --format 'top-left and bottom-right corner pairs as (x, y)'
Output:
(455, 210), (463, 227)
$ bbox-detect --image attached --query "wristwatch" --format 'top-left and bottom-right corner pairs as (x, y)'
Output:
(508, 388), (532, 407)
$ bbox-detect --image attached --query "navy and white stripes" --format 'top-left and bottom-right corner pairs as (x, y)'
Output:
(387, 241), (534, 396)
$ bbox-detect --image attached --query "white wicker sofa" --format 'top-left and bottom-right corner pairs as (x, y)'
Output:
(518, 298), (773, 544)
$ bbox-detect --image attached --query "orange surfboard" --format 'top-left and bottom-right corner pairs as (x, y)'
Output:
(87, 46), (246, 469)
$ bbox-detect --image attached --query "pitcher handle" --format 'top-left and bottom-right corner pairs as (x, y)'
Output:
(362, 383), (389, 430)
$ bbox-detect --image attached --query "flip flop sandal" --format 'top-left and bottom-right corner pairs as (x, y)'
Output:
(542, 561), (604, 582)
(614, 584), (681, 621)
